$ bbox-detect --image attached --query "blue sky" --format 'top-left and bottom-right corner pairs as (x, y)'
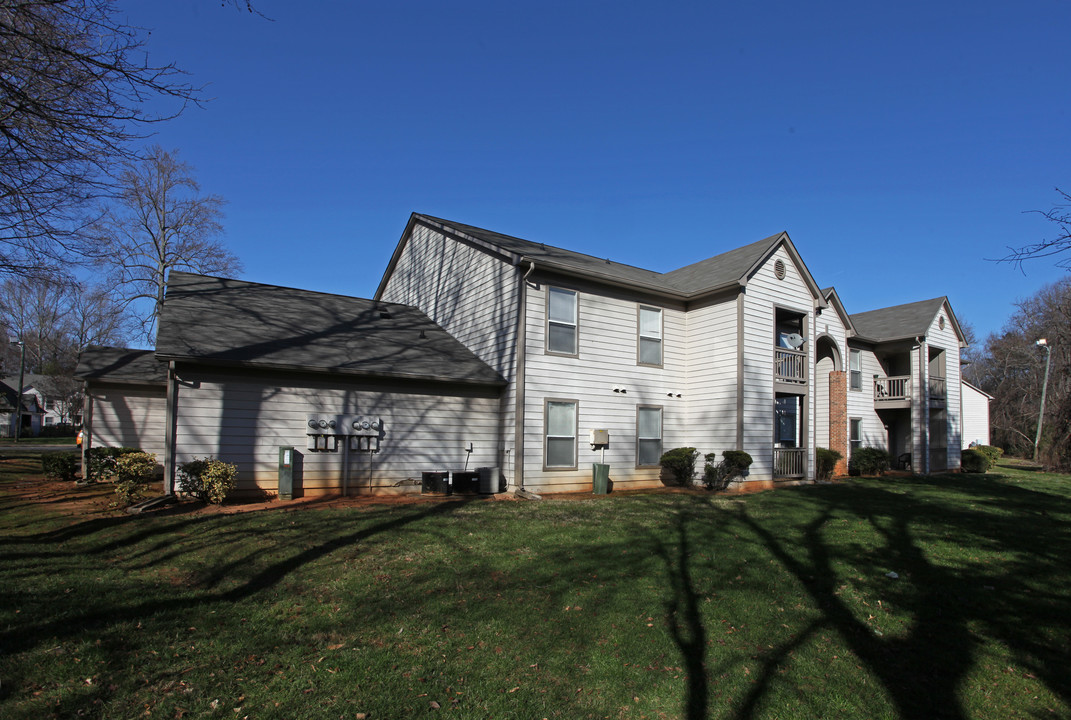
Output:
(117, 0), (1071, 344)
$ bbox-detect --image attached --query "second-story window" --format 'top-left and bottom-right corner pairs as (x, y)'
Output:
(547, 287), (578, 355)
(849, 349), (862, 391)
(638, 305), (663, 366)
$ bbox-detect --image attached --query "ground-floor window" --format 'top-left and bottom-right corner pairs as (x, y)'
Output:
(545, 399), (578, 469)
(850, 418), (862, 453)
(636, 405), (662, 467)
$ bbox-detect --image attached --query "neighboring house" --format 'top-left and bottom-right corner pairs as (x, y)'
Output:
(960, 381), (993, 448)
(21, 374), (83, 428)
(77, 214), (973, 497)
(0, 378), (43, 438)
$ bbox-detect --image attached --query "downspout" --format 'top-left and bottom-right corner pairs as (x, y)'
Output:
(164, 361), (179, 495)
(513, 260), (535, 490)
(916, 337), (928, 475)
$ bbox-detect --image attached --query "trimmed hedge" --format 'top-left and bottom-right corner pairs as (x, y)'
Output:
(659, 447), (699, 485)
(703, 450), (753, 490)
(961, 448), (991, 473)
(816, 447), (843, 480)
(42, 452), (79, 482)
(973, 445), (1004, 466)
(849, 447), (891, 476)
(177, 458), (239, 504)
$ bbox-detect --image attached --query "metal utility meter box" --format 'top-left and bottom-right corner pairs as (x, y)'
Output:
(279, 446), (295, 500)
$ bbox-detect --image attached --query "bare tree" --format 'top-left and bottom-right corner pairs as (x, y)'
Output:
(91, 145), (241, 341)
(971, 278), (1071, 468)
(1000, 188), (1071, 270)
(0, 274), (131, 374)
(0, 0), (206, 278)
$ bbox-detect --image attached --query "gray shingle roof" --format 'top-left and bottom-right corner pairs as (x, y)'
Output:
(76, 347), (167, 384)
(849, 297), (949, 342)
(410, 214), (787, 299)
(155, 272), (505, 387)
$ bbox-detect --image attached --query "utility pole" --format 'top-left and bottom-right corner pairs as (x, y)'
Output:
(11, 341), (26, 443)
(1033, 338), (1052, 463)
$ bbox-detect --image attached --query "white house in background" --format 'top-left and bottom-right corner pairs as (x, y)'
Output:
(77, 214), (972, 497)
(960, 381), (993, 448)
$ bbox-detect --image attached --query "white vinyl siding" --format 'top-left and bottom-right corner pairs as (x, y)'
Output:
(739, 245), (816, 480)
(86, 384), (168, 460)
(379, 222), (519, 378)
(638, 305), (662, 366)
(547, 287), (578, 355)
(544, 399), (578, 469)
(522, 281), (686, 492)
(683, 299), (737, 454)
(636, 405), (662, 467)
(172, 367), (501, 495)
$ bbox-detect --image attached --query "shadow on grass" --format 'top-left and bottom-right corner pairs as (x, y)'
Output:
(0, 498), (473, 707)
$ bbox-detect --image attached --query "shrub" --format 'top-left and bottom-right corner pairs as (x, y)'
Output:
(973, 445), (1004, 466)
(42, 452), (79, 482)
(703, 450), (753, 490)
(658, 447), (699, 485)
(849, 447), (891, 476)
(114, 451), (158, 506)
(39, 423), (77, 438)
(85, 446), (141, 483)
(816, 447), (843, 480)
(178, 458), (238, 504)
(961, 448), (991, 473)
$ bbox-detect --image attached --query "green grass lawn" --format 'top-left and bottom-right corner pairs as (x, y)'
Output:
(1, 460), (1068, 720)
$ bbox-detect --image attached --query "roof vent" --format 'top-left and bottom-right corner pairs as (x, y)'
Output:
(774, 259), (786, 281)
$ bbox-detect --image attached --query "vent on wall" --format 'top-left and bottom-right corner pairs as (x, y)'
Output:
(774, 259), (786, 280)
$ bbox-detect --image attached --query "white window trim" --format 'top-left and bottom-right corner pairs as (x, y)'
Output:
(849, 349), (862, 392)
(546, 287), (579, 357)
(637, 305), (663, 367)
(544, 398), (578, 470)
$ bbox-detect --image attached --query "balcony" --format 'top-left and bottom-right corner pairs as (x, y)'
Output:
(774, 348), (806, 385)
(929, 375), (946, 407)
(773, 447), (806, 479)
(874, 375), (911, 403)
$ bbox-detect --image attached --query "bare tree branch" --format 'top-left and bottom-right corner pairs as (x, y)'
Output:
(0, 0), (205, 278)
(90, 145), (242, 342)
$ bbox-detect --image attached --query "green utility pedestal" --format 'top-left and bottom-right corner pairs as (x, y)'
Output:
(592, 463), (610, 495)
(279, 446), (295, 500)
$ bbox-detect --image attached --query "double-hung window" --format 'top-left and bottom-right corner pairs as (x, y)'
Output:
(547, 287), (578, 355)
(636, 406), (663, 467)
(638, 305), (663, 366)
(545, 400), (577, 469)
(849, 349), (862, 391)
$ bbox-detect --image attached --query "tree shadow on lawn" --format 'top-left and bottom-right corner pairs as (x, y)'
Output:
(728, 476), (1071, 719)
(0, 498), (473, 709)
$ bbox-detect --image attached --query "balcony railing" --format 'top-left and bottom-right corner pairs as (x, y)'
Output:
(774, 348), (806, 384)
(874, 375), (911, 402)
(773, 447), (806, 478)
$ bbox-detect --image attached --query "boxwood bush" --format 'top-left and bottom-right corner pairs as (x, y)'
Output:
(816, 447), (843, 480)
(849, 447), (891, 476)
(178, 458), (239, 504)
(41, 452), (79, 482)
(659, 447), (699, 485)
(961, 448), (991, 474)
(703, 450), (753, 490)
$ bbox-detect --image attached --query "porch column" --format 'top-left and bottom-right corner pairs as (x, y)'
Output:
(828, 370), (849, 475)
